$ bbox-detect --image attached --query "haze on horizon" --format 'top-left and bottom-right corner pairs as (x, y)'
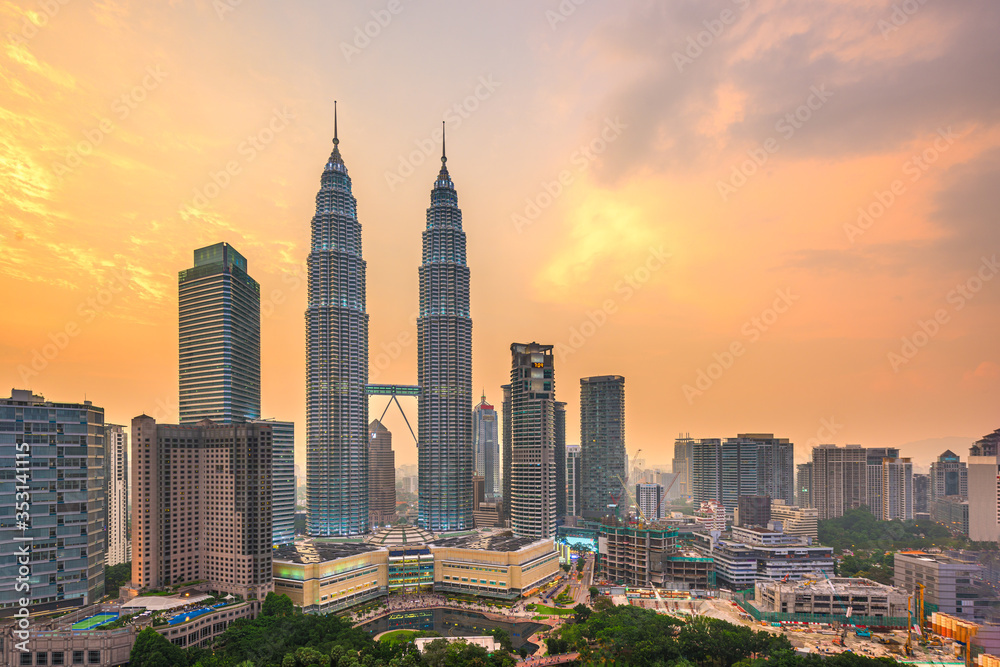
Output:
(2, 0), (998, 470)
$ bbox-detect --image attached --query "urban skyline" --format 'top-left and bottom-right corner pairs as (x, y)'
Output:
(5, 3), (999, 474)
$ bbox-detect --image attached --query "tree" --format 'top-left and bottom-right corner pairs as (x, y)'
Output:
(489, 628), (514, 653)
(261, 592), (295, 617)
(588, 586), (599, 599)
(576, 559), (584, 573)
(105, 562), (132, 595)
(130, 627), (186, 667)
(573, 603), (592, 624)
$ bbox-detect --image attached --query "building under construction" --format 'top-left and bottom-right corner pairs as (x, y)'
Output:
(754, 577), (909, 621)
(598, 523), (715, 589)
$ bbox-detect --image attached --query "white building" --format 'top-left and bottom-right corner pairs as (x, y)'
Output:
(882, 457), (913, 521)
(769, 500), (818, 542)
(968, 430), (1000, 542)
(105, 423), (130, 567)
(636, 483), (666, 520)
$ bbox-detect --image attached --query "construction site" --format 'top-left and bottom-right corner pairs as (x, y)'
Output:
(607, 578), (998, 666)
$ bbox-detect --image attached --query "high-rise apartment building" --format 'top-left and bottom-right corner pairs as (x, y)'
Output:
(811, 444), (868, 520)
(867, 462), (884, 517)
(672, 435), (694, 498)
(913, 473), (930, 514)
(566, 444), (582, 517)
(104, 423), (129, 566)
(501, 383), (512, 526)
(554, 401), (567, 518)
(473, 394), (500, 499)
(262, 419), (295, 546)
(796, 462), (813, 508)
(580, 375), (626, 519)
(508, 343), (557, 538)
(306, 111), (370, 536)
(131, 416), (272, 600)
(636, 483), (666, 520)
(930, 450), (968, 501)
(967, 429), (1000, 542)
(741, 433), (794, 505)
(179, 242), (261, 424)
(0, 390), (105, 617)
(882, 457), (913, 521)
(690, 437), (758, 518)
(417, 132), (473, 533)
(368, 420), (396, 526)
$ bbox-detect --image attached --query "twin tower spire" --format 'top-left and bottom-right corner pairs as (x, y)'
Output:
(307, 102), (472, 536)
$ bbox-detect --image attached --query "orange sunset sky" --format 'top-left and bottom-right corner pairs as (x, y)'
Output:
(2, 0), (999, 471)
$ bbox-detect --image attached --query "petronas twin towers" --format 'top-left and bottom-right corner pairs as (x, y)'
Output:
(306, 108), (472, 536)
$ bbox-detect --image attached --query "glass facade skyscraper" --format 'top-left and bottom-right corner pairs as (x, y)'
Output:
(473, 394), (500, 500)
(178, 242), (261, 423)
(262, 419), (295, 546)
(306, 111), (370, 536)
(417, 133), (473, 532)
(1, 390), (106, 616)
(580, 375), (626, 520)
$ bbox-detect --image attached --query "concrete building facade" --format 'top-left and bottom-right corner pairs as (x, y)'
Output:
(811, 444), (868, 520)
(895, 551), (996, 621)
(131, 416), (273, 600)
(368, 419), (396, 527)
(580, 375), (626, 520)
(967, 430), (1000, 542)
(104, 423), (130, 566)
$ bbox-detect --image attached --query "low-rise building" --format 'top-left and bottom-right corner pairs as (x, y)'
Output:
(754, 577), (908, 619)
(701, 526), (833, 590)
(598, 524), (714, 590)
(933, 497), (971, 536)
(769, 500), (818, 542)
(894, 551), (997, 622)
(272, 529), (560, 613)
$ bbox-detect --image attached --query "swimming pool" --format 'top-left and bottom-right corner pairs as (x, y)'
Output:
(167, 607), (213, 625)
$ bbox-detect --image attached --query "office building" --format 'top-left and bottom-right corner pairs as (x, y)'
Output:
(932, 497), (970, 536)
(554, 400), (567, 518)
(0, 390), (105, 617)
(179, 242), (261, 424)
(368, 419), (396, 527)
(417, 134), (473, 533)
(566, 444), (582, 517)
(473, 393), (500, 499)
(258, 419), (295, 547)
(672, 434), (694, 498)
(769, 500), (819, 542)
(706, 526), (834, 590)
(882, 457), (913, 521)
(914, 473), (930, 514)
(508, 343), (557, 538)
(930, 450), (968, 501)
(105, 423), (130, 567)
(131, 415), (273, 600)
(637, 483), (666, 521)
(895, 551), (997, 621)
(796, 462), (813, 508)
(736, 495), (771, 527)
(741, 433), (794, 505)
(501, 383), (512, 525)
(306, 110), (370, 536)
(868, 461), (884, 516)
(691, 439), (722, 507)
(811, 444), (868, 520)
(580, 375), (626, 519)
(967, 429), (1000, 542)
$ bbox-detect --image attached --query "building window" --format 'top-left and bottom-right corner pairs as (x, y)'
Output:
(37, 654), (48, 666)
(72, 652), (84, 664)
(51, 653), (64, 666)
(88, 652), (100, 665)
(20, 654), (31, 666)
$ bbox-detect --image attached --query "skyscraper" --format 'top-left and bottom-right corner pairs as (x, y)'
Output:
(930, 450), (968, 501)
(741, 433), (794, 505)
(566, 444), (582, 517)
(473, 394), (500, 499)
(690, 437), (758, 518)
(509, 342), (557, 538)
(636, 483), (666, 520)
(913, 473), (930, 514)
(796, 462), (813, 508)
(501, 383), (512, 526)
(1, 390), (105, 616)
(554, 400), (567, 518)
(691, 438), (723, 508)
(132, 416), (272, 599)
(104, 423), (130, 566)
(967, 429), (1000, 542)
(580, 375), (626, 520)
(672, 434), (694, 498)
(417, 129), (473, 533)
(811, 444), (868, 520)
(882, 457), (913, 521)
(262, 419), (295, 546)
(368, 419), (396, 526)
(179, 242), (261, 423)
(306, 107), (370, 536)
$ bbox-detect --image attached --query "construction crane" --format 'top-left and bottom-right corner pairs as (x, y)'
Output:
(905, 595), (913, 657)
(610, 449), (643, 521)
(916, 583), (926, 635)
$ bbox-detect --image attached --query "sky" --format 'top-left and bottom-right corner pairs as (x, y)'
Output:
(2, 0), (999, 471)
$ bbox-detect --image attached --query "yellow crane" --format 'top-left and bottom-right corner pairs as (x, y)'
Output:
(916, 583), (926, 635)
